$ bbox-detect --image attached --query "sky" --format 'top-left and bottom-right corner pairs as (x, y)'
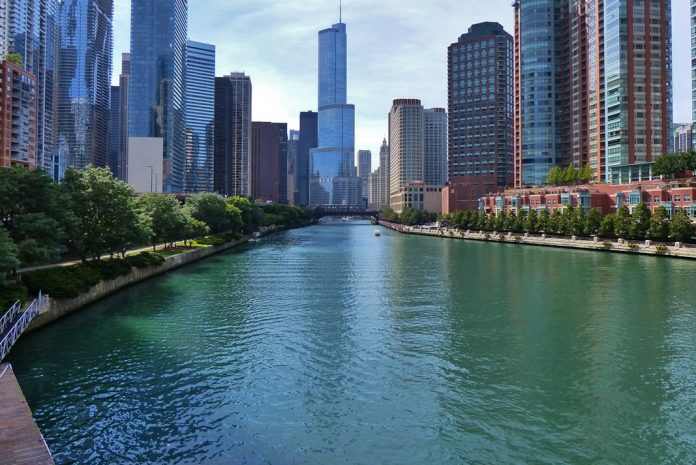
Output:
(113, 0), (693, 171)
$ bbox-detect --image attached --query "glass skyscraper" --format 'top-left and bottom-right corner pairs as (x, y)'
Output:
(7, 0), (58, 175)
(309, 21), (359, 208)
(297, 111), (318, 207)
(129, 0), (187, 192)
(56, 0), (113, 171)
(185, 40), (215, 193)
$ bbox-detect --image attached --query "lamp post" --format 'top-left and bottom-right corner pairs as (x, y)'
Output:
(146, 165), (153, 192)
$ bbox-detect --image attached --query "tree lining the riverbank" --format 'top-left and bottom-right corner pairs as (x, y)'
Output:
(438, 204), (695, 243)
(0, 166), (314, 309)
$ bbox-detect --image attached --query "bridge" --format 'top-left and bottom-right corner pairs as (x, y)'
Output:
(312, 209), (378, 218)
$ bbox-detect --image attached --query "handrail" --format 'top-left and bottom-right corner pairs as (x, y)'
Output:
(0, 301), (22, 336)
(0, 292), (49, 361)
(0, 363), (11, 379)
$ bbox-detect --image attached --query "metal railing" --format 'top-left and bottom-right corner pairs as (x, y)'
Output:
(0, 292), (49, 361)
(0, 301), (21, 336)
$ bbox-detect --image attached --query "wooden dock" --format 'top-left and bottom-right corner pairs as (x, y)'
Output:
(0, 364), (54, 465)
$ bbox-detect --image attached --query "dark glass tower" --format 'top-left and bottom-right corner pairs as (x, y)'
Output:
(185, 40), (215, 193)
(56, 0), (113, 171)
(251, 122), (287, 204)
(309, 21), (359, 208)
(110, 85), (120, 174)
(297, 111), (318, 206)
(129, 0), (187, 192)
(447, 22), (513, 211)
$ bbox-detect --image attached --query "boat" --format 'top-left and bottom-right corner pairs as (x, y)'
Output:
(373, 230), (381, 236)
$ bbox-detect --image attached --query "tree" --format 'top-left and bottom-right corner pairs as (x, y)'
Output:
(547, 167), (561, 185)
(562, 165), (578, 185)
(548, 209), (561, 234)
(630, 202), (651, 240)
(513, 210), (526, 233)
(584, 208), (602, 236)
(537, 209), (550, 233)
(2, 53), (23, 66)
(524, 209), (538, 233)
(647, 206), (670, 242)
(63, 166), (142, 260)
(578, 163), (594, 183)
(137, 193), (188, 249)
(614, 205), (632, 238)
(669, 208), (695, 242)
(182, 214), (209, 246)
(185, 193), (230, 234)
(0, 227), (19, 277)
(558, 207), (574, 235)
(495, 211), (508, 231)
(599, 214), (615, 238)
(379, 205), (399, 222)
(226, 196), (262, 233)
(568, 207), (585, 236)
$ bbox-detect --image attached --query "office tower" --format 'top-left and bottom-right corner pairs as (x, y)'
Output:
(693, 0), (696, 140)
(674, 124), (693, 153)
(378, 138), (390, 208)
(214, 72), (252, 197)
(389, 99), (446, 212)
(251, 122), (287, 204)
(117, 53), (130, 180)
(297, 111), (318, 206)
(447, 22), (513, 210)
(54, 0), (112, 172)
(424, 108), (447, 185)
(357, 150), (371, 207)
(309, 20), (359, 208)
(109, 85), (120, 174)
(185, 40), (215, 193)
(0, 59), (37, 167)
(0, 0), (8, 55)
(287, 129), (299, 204)
(7, 0), (58, 174)
(513, 0), (672, 186)
(129, 0), (187, 192)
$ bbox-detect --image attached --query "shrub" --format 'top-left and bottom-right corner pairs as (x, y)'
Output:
(603, 240), (613, 249)
(86, 259), (132, 281)
(627, 242), (639, 251)
(655, 244), (668, 254)
(197, 234), (225, 246)
(23, 268), (85, 299)
(0, 283), (28, 311)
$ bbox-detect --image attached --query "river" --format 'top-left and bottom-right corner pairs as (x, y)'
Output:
(9, 221), (696, 464)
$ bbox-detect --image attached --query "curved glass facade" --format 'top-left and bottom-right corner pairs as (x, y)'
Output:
(56, 0), (113, 171)
(129, 0), (187, 192)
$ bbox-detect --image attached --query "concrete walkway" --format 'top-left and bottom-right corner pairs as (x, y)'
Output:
(0, 364), (54, 465)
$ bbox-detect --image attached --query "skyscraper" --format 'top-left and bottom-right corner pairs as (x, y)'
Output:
(447, 22), (513, 211)
(110, 85), (120, 174)
(214, 72), (252, 197)
(309, 20), (359, 208)
(357, 150), (371, 208)
(117, 53), (130, 180)
(693, 0), (696, 138)
(389, 99), (446, 213)
(185, 40), (215, 193)
(129, 0), (187, 192)
(367, 138), (389, 211)
(251, 122), (287, 204)
(7, 0), (58, 174)
(0, 59), (37, 167)
(287, 129), (299, 204)
(55, 0), (113, 172)
(0, 0), (9, 56)
(297, 111), (318, 206)
(513, 0), (672, 187)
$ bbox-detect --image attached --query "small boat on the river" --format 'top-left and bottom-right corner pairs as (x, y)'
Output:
(373, 230), (381, 236)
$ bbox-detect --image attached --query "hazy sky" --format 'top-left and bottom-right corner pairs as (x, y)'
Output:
(113, 0), (692, 169)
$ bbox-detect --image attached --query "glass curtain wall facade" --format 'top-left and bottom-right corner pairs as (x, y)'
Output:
(297, 111), (318, 206)
(129, 0), (187, 192)
(287, 129), (299, 204)
(8, 0), (58, 175)
(109, 85), (119, 174)
(117, 53), (129, 180)
(251, 122), (287, 204)
(309, 22), (359, 208)
(185, 40), (215, 193)
(213, 73), (251, 197)
(423, 108), (447, 186)
(693, 0), (696, 136)
(56, 0), (113, 171)
(0, 0), (8, 55)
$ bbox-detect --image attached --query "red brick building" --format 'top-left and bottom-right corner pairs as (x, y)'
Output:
(0, 60), (37, 168)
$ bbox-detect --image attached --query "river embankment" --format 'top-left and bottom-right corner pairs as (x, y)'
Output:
(379, 220), (696, 260)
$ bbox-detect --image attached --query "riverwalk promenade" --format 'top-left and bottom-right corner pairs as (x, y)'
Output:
(379, 220), (696, 259)
(0, 365), (54, 465)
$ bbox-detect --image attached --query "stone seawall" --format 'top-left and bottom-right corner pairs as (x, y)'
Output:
(379, 221), (696, 260)
(26, 236), (250, 333)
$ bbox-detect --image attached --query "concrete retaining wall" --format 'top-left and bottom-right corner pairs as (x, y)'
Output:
(26, 236), (250, 333)
(379, 221), (696, 260)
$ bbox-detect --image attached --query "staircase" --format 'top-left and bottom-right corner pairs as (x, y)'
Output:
(0, 292), (49, 361)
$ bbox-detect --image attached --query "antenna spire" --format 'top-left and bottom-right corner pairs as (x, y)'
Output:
(339, 0), (342, 22)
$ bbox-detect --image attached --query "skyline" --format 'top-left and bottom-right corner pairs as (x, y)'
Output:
(112, 0), (693, 170)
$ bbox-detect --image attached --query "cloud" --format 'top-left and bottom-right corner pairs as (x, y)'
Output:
(113, 0), (691, 169)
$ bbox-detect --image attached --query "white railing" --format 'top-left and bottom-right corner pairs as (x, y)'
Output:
(0, 292), (49, 361)
(0, 300), (21, 336)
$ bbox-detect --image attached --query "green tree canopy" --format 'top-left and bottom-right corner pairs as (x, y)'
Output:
(185, 192), (231, 234)
(669, 208), (695, 242)
(614, 205), (632, 238)
(647, 206), (670, 241)
(631, 202), (651, 240)
(137, 193), (188, 248)
(0, 227), (19, 277)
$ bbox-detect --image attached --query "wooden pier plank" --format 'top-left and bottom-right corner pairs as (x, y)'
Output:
(0, 364), (54, 465)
